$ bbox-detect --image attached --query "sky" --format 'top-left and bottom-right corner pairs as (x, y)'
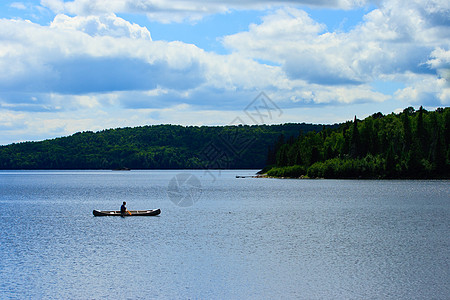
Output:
(0, 0), (449, 145)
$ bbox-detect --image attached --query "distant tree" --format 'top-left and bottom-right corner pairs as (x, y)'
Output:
(372, 112), (384, 119)
(276, 144), (289, 167)
(444, 109), (450, 159)
(415, 106), (427, 158)
(350, 116), (360, 158)
(266, 145), (276, 165)
(429, 113), (445, 174)
(385, 143), (397, 178)
(402, 107), (413, 152)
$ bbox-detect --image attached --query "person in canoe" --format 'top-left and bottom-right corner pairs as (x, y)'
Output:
(120, 201), (131, 216)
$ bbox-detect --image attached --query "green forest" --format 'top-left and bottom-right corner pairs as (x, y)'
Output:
(1, 106), (448, 178)
(0, 123), (330, 170)
(265, 107), (450, 179)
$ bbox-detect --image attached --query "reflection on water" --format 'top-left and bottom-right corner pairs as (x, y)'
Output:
(1, 170), (449, 299)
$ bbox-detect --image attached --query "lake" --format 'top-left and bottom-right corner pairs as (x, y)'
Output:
(0, 170), (449, 299)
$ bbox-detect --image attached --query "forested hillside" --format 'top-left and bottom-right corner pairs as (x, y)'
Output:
(266, 107), (450, 179)
(0, 123), (332, 170)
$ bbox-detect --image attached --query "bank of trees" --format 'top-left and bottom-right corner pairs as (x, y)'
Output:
(266, 107), (449, 179)
(0, 123), (331, 170)
(2, 107), (448, 178)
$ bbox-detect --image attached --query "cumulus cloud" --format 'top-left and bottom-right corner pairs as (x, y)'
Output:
(427, 47), (450, 85)
(3, 1), (448, 115)
(223, 1), (449, 92)
(51, 14), (152, 39)
(395, 74), (450, 106)
(0, 11), (302, 112)
(0, 15), (208, 99)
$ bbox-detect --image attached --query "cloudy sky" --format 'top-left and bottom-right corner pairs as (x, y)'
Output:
(0, 0), (449, 145)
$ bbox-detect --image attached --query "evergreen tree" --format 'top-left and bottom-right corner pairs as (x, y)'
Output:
(429, 113), (445, 174)
(310, 146), (320, 165)
(415, 106), (427, 159)
(266, 145), (276, 165)
(276, 144), (289, 167)
(402, 107), (413, 152)
(444, 109), (450, 163)
(385, 143), (396, 178)
(350, 116), (360, 158)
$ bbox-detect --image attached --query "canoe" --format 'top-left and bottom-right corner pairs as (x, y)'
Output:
(93, 209), (161, 216)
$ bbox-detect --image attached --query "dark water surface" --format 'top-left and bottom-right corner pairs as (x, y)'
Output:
(0, 170), (449, 299)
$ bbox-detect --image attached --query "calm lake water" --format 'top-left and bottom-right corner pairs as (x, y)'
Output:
(0, 170), (449, 299)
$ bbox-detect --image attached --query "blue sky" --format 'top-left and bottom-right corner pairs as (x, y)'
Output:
(0, 0), (449, 145)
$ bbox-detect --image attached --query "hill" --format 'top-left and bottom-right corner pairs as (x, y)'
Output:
(0, 123), (335, 170)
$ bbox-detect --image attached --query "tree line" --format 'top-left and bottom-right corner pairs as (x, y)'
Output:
(265, 107), (450, 179)
(0, 123), (332, 170)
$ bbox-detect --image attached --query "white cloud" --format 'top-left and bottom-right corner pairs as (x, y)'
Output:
(427, 48), (450, 72)
(0, 15), (209, 98)
(395, 74), (450, 106)
(40, 0), (370, 23)
(10, 2), (27, 10)
(40, 0), (65, 13)
(0, 111), (27, 130)
(1, 13), (288, 119)
(50, 14), (152, 40)
(223, 8), (370, 85)
(287, 84), (390, 105)
(223, 2), (449, 93)
(3, 3), (442, 118)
